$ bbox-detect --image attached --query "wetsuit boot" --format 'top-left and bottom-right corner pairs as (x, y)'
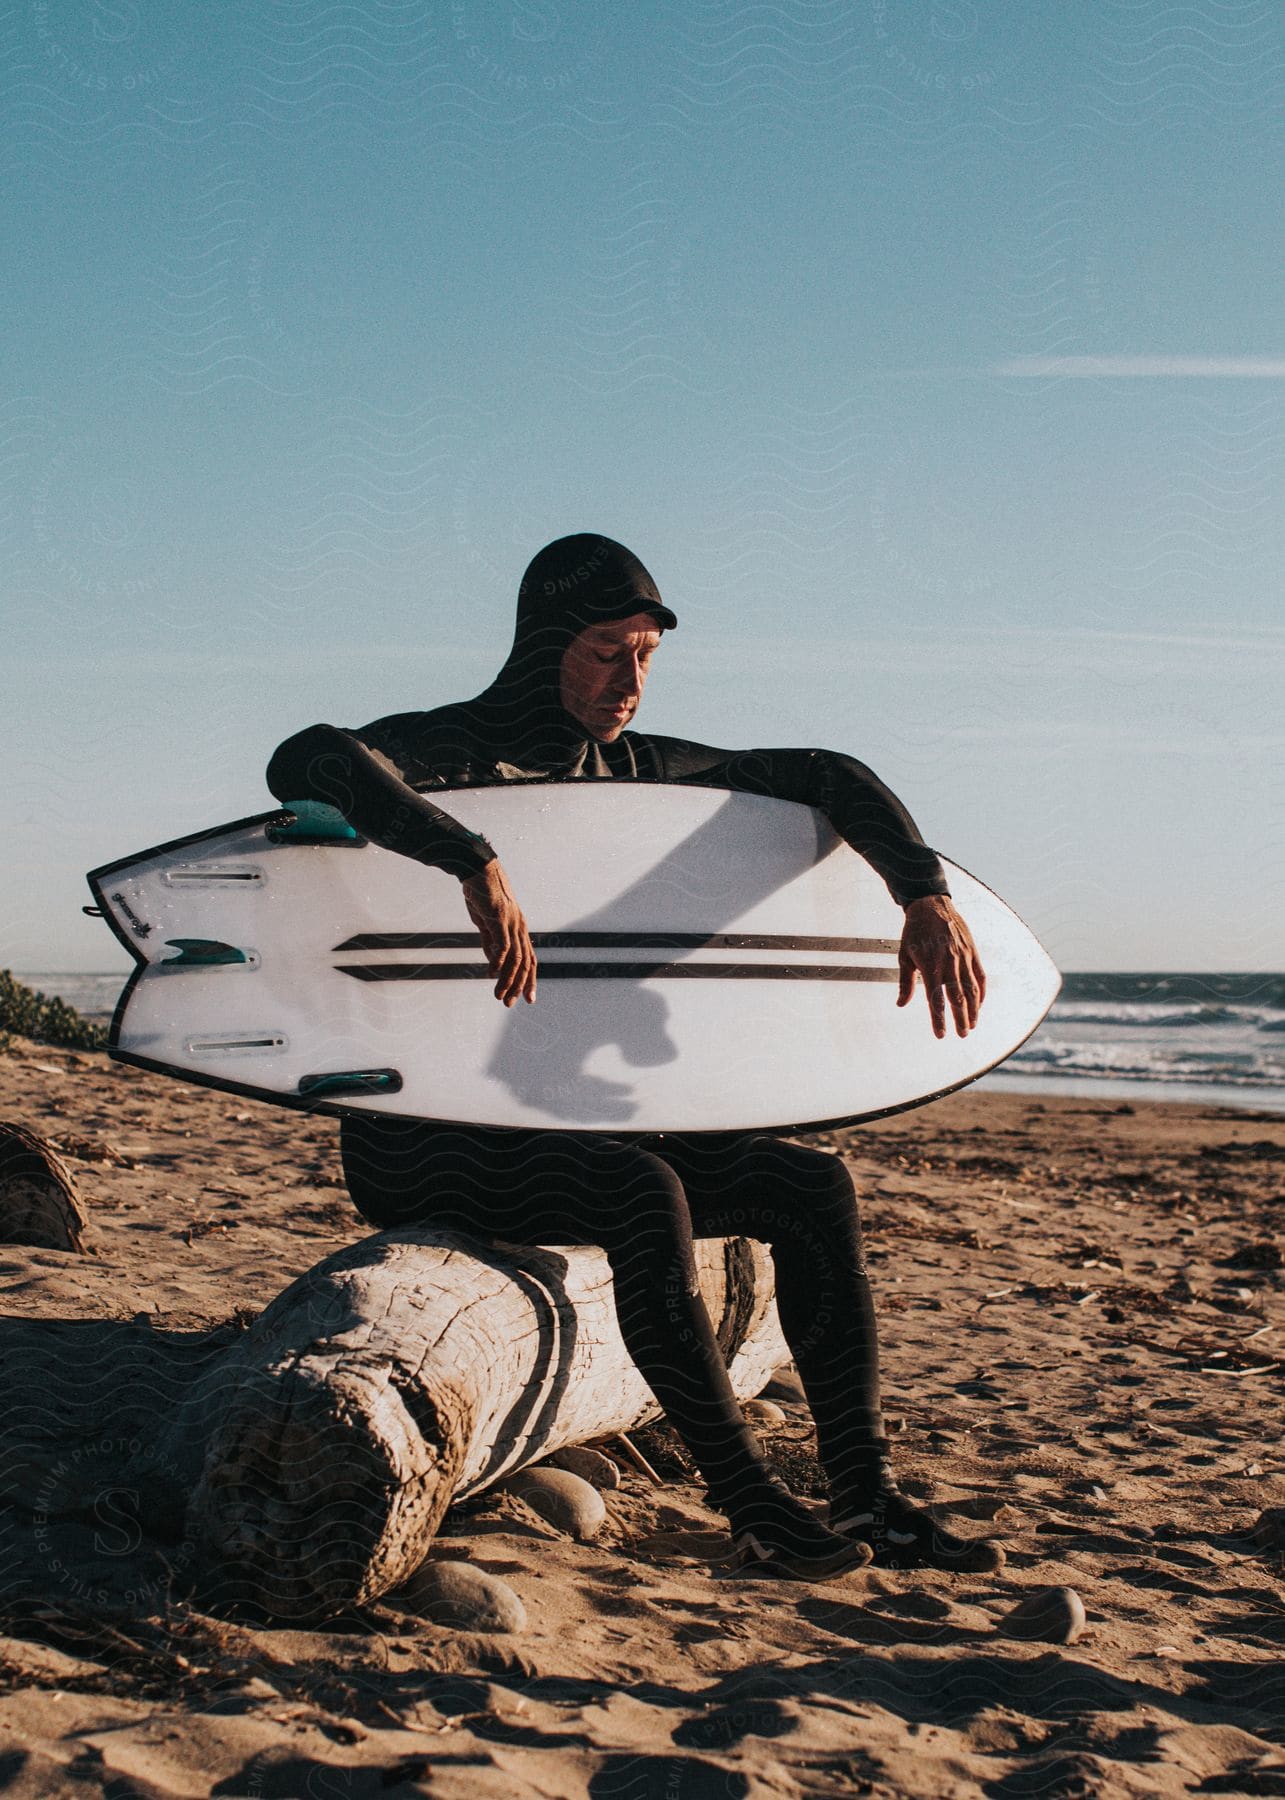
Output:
(716, 1468), (874, 1581)
(826, 1446), (1005, 1573)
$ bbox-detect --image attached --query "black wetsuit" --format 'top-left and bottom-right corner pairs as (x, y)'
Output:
(266, 535), (954, 1546)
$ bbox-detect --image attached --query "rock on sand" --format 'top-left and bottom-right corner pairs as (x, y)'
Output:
(544, 1446), (622, 1490)
(398, 1560), (527, 1633)
(1249, 1507), (1285, 1551)
(1001, 1586), (1087, 1644)
(505, 1467), (607, 1539)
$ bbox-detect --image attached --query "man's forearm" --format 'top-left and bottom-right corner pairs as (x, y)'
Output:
(663, 739), (950, 906)
(813, 750), (951, 905)
(266, 724), (495, 881)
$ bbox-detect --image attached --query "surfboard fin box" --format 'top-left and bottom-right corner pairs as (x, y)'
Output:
(267, 802), (367, 847)
(186, 1033), (286, 1056)
(297, 1068), (403, 1100)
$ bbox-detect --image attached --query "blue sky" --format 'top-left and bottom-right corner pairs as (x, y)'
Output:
(5, 1), (1281, 973)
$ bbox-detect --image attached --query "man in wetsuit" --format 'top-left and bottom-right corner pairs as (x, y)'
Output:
(267, 533), (997, 1581)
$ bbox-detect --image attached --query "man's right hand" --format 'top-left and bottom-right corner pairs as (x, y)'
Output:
(461, 860), (538, 1006)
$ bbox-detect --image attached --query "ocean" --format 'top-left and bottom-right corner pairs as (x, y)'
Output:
(12, 969), (1285, 1116)
(981, 971), (1285, 1113)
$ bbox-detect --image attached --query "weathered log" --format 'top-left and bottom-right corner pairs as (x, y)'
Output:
(183, 1228), (788, 1620)
(0, 1122), (89, 1252)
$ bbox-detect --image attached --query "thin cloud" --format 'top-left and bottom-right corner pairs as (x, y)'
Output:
(993, 356), (1285, 378)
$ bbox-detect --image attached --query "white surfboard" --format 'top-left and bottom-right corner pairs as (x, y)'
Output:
(87, 784), (1059, 1133)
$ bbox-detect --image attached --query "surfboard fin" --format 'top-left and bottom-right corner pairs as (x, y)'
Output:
(161, 939), (251, 967)
(297, 1068), (403, 1099)
(267, 802), (366, 847)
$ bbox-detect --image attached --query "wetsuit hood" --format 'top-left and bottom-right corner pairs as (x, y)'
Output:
(472, 534), (676, 771)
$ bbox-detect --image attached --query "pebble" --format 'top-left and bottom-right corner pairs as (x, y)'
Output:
(1250, 1506), (1285, 1551)
(743, 1398), (788, 1427)
(1000, 1586), (1087, 1645)
(762, 1368), (806, 1404)
(398, 1560), (527, 1634)
(544, 1446), (622, 1490)
(505, 1467), (606, 1540)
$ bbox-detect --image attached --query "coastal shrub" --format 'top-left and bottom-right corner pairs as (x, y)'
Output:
(0, 971), (108, 1052)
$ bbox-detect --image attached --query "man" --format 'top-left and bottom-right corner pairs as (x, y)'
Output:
(267, 534), (996, 1581)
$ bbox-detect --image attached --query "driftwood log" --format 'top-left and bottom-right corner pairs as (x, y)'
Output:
(0, 1122), (89, 1252)
(180, 1228), (788, 1620)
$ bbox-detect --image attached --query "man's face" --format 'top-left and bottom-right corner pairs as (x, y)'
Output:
(559, 612), (663, 742)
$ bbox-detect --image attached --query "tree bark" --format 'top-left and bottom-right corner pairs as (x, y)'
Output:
(183, 1228), (787, 1621)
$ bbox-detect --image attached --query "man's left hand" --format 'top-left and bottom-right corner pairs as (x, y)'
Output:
(897, 895), (986, 1039)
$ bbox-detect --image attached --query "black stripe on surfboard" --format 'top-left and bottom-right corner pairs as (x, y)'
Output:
(337, 961), (900, 984)
(333, 931), (902, 954)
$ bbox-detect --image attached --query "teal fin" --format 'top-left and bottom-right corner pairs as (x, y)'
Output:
(298, 1068), (403, 1100)
(161, 938), (249, 967)
(268, 801), (365, 847)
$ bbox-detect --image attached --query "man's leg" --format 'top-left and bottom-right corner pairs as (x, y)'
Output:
(649, 1133), (885, 1487)
(655, 1131), (1003, 1572)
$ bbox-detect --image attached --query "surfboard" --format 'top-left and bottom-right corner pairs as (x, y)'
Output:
(86, 783), (1059, 1133)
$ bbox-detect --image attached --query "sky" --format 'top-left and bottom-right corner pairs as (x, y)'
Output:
(4, 1), (1282, 975)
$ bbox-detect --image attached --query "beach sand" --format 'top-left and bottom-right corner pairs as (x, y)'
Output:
(0, 1035), (1282, 1798)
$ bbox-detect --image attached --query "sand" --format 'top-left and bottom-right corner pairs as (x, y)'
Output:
(0, 1033), (1282, 1798)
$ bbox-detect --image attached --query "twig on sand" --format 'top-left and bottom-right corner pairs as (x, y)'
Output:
(610, 1432), (665, 1487)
